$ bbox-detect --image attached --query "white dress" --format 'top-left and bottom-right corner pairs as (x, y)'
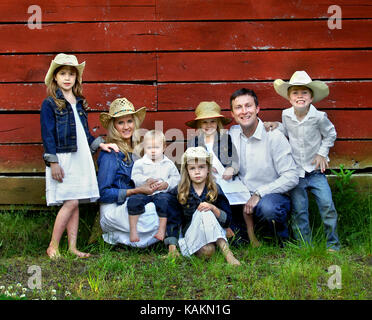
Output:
(178, 210), (227, 257)
(45, 103), (100, 206)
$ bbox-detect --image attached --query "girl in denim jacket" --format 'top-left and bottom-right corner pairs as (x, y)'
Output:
(40, 54), (117, 259)
(165, 147), (240, 265)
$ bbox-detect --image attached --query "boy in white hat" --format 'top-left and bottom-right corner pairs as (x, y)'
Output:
(267, 71), (340, 251)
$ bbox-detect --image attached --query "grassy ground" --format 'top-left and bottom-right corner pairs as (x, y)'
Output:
(0, 208), (371, 300)
(0, 169), (371, 300)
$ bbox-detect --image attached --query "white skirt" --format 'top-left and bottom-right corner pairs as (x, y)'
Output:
(178, 210), (227, 257)
(100, 201), (159, 248)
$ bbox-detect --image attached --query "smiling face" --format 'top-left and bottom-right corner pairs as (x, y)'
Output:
(114, 114), (135, 142)
(198, 118), (219, 137)
(54, 66), (77, 93)
(230, 94), (259, 133)
(186, 159), (209, 186)
(288, 86), (313, 112)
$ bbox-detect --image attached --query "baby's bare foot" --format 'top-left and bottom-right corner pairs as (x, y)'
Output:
(154, 229), (165, 241)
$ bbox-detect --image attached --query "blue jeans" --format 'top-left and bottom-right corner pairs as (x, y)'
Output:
(231, 193), (290, 243)
(290, 170), (340, 250)
(127, 192), (170, 218)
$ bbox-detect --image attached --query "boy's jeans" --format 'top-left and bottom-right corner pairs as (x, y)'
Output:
(290, 170), (340, 250)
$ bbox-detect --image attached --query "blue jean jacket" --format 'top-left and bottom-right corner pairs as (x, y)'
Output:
(165, 184), (232, 246)
(40, 88), (103, 165)
(97, 150), (135, 204)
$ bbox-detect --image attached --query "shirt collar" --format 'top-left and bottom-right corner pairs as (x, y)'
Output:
(239, 118), (264, 141)
(55, 88), (83, 103)
(286, 104), (317, 122)
(190, 184), (208, 200)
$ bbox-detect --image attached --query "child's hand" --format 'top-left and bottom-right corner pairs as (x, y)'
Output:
(197, 202), (220, 218)
(99, 142), (119, 153)
(197, 202), (213, 212)
(264, 121), (279, 132)
(139, 181), (156, 195)
(222, 167), (234, 180)
(50, 162), (64, 183)
(156, 181), (169, 191)
(312, 154), (328, 173)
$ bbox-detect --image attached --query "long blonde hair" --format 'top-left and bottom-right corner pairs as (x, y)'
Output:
(177, 157), (218, 205)
(46, 65), (88, 110)
(105, 114), (142, 162)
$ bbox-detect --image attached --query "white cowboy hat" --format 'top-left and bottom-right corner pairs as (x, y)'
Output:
(274, 71), (329, 103)
(99, 97), (146, 129)
(44, 53), (85, 86)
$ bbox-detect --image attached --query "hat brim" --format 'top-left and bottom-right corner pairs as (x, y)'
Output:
(99, 107), (146, 129)
(44, 60), (85, 86)
(185, 115), (232, 128)
(274, 79), (329, 103)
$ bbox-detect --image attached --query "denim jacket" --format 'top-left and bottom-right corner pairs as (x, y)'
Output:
(164, 184), (232, 246)
(97, 150), (135, 204)
(40, 88), (104, 165)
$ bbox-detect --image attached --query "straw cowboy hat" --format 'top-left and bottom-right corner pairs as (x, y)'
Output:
(185, 101), (232, 128)
(99, 97), (146, 129)
(44, 53), (85, 86)
(273, 71), (329, 103)
(181, 146), (213, 173)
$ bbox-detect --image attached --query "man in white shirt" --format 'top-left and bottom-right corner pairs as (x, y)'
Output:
(228, 88), (299, 245)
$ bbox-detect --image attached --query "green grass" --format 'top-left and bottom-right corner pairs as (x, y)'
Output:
(0, 167), (371, 300)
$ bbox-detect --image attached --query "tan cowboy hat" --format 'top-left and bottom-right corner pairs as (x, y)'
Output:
(44, 53), (85, 86)
(185, 101), (232, 128)
(274, 71), (329, 103)
(181, 146), (213, 174)
(99, 97), (146, 129)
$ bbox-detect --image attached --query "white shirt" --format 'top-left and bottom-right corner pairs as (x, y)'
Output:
(278, 104), (337, 178)
(131, 154), (180, 193)
(229, 119), (299, 197)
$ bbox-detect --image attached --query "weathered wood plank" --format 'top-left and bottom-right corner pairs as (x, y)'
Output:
(0, 110), (371, 143)
(0, 83), (156, 111)
(1, 20), (371, 53)
(0, 144), (44, 173)
(0, 0), (155, 22)
(157, 81), (372, 111)
(0, 176), (46, 204)
(1, 141), (371, 174)
(156, 0), (372, 20)
(0, 53), (156, 82)
(1, 81), (371, 111)
(1, 173), (371, 206)
(157, 51), (372, 82)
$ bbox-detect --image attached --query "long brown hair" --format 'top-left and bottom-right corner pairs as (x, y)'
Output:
(177, 158), (218, 205)
(46, 65), (88, 110)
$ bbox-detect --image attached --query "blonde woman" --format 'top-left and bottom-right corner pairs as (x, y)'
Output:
(97, 98), (164, 248)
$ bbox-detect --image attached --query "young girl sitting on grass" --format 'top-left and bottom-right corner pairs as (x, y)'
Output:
(165, 147), (240, 266)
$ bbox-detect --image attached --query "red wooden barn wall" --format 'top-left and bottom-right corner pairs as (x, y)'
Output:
(0, 0), (371, 204)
